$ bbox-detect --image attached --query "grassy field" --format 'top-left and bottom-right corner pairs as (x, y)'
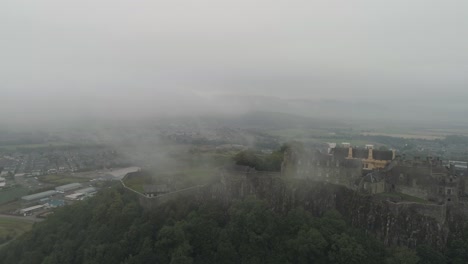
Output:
(267, 128), (388, 147)
(0, 187), (29, 204)
(39, 174), (89, 185)
(179, 167), (219, 183)
(0, 217), (33, 246)
(123, 175), (150, 193)
(426, 128), (468, 136)
(0, 202), (22, 214)
(267, 124), (468, 142)
(124, 166), (219, 194)
(360, 132), (443, 140)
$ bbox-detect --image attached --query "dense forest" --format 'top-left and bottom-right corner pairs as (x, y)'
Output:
(1, 185), (466, 264)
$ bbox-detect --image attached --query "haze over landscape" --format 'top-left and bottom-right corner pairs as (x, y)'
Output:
(2, 1), (468, 264)
(2, 0), (468, 125)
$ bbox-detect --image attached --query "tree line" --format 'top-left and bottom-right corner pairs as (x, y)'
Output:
(233, 144), (289, 172)
(3, 183), (465, 264)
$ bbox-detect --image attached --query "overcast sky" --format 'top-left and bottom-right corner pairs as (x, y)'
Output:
(1, 0), (468, 122)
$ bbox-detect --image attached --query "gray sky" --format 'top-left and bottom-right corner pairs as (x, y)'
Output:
(1, 0), (468, 122)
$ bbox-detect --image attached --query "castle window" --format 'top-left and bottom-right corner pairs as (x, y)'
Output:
(447, 189), (452, 195)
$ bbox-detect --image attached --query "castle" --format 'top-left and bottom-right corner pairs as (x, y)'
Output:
(282, 143), (468, 205)
(125, 143), (468, 248)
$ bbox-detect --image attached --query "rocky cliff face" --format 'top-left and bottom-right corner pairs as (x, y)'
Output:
(201, 173), (451, 249)
(136, 170), (465, 249)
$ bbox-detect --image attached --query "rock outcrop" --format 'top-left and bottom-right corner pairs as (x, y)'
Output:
(134, 170), (466, 249)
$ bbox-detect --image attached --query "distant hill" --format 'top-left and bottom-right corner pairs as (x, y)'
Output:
(157, 111), (346, 131)
(207, 111), (345, 130)
(211, 94), (468, 127)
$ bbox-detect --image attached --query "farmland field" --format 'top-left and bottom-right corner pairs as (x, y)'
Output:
(0, 216), (33, 246)
(39, 174), (89, 185)
(360, 132), (443, 140)
(0, 187), (29, 204)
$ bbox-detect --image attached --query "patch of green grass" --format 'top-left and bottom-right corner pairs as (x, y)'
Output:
(180, 167), (218, 183)
(0, 187), (29, 204)
(0, 202), (22, 214)
(377, 192), (431, 204)
(39, 174), (88, 185)
(123, 175), (150, 193)
(267, 128), (384, 147)
(0, 217), (33, 246)
(199, 153), (235, 166)
(123, 167), (219, 194)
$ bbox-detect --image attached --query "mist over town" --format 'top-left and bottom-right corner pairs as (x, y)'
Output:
(1, 1), (468, 263)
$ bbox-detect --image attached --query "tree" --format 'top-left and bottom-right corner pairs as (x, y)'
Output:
(385, 247), (420, 264)
(328, 233), (367, 264)
(214, 231), (238, 264)
(233, 145), (287, 171)
(416, 245), (446, 264)
(286, 227), (327, 263)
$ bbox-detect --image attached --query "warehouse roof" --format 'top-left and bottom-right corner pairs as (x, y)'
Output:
(65, 193), (85, 200)
(20, 204), (45, 214)
(22, 190), (57, 201)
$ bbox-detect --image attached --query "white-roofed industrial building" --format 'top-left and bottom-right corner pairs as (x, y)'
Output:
(65, 193), (86, 200)
(22, 190), (57, 202)
(65, 187), (97, 200)
(55, 183), (82, 193)
(19, 204), (45, 215)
